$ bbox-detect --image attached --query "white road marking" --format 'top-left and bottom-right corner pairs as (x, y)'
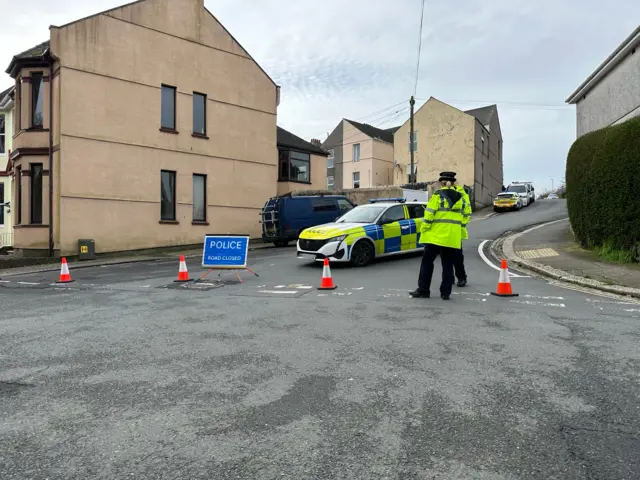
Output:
(332, 292), (352, 296)
(520, 294), (564, 300)
(477, 240), (529, 278)
(510, 300), (565, 308)
(256, 290), (298, 294)
(0, 280), (10, 283)
(351, 287), (364, 290)
(16, 282), (40, 285)
(586, 298), (639, 305)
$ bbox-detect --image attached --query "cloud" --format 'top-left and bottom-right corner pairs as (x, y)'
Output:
(1, 0), (639, 192)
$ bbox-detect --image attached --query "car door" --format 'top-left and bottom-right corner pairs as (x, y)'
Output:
(404, 203), (425, 250)
(377, 205), (408, 254)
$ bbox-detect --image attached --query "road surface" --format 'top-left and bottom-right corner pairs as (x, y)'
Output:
(1, 199), (639, 479)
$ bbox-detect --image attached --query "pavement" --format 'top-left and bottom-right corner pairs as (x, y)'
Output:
(501, 212), (640, 298)
(2, 199), (640, 479)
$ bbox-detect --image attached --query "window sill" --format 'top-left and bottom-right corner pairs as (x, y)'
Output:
(277, 179), (311, 185)
(192, 220), (209, 225)
(15, 224), (48, 228)
(159, 220), (179, 225)
(191, 133), (209, 140)
(26, 127), (49, 132)
(159, 127), (179, 134)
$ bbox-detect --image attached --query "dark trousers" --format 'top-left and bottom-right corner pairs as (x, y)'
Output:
(453, 248), (467, 281)
(417, 244), (456, 297)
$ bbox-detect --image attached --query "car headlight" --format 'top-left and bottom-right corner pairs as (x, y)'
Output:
(328, 235), (347, 244)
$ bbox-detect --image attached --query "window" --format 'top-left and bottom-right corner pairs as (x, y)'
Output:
(408, 131), (418, 152)
(0, 114), (5, 153)
(406, 204), (425, 219)
(278, 150), (310, 183)
(337, 199), (353, 214)
(481, 134), (485, 154)
(160, 170), (176, 221)
(0, 183), (4, 226)
(30, 163), (43, 224)
(352, 143), (360, 162)
(353, 171), (360, 188)
(327, 175), (334, 188)
(31, 72), (44, 128)
(160, 85), (176, 130)
(327, 149), (334, 168)
(379, 205), (405, 223)
(311, 198), (337, 212)
(15, 167), (21, 224)
(192, 174), (206, 222)
(16, 81), (21, 131)
(192, 92), (206, 136)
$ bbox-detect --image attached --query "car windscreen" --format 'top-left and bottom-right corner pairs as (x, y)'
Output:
(337, 206), (386, 223)
(507, 185), (527, 193)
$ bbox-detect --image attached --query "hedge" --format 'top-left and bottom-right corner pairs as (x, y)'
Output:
(565, 116), (640, 256)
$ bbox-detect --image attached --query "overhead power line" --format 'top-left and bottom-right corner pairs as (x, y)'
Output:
(415, 97), (572, 110)
(322, 106), (410, 152)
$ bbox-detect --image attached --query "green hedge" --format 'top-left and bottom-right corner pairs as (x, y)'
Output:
(566, 116), (640, 257)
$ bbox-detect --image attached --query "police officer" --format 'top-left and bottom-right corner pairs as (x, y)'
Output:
(439, 171), (472, 287)
(410, 172), (465, 300)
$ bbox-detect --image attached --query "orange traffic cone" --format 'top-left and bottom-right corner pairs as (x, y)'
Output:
(56, 257), (74, 283)
(318, 258), (337, 290)
(174, 255), (192, 283)
(491, 259), (519, 297)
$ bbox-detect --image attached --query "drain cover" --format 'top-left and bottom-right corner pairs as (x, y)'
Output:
(159, 280), (236, 290)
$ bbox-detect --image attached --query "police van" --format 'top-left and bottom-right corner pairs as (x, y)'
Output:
(505, 182), (535, 206)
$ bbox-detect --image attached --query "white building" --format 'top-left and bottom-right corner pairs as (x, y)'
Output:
(0, 85), (15, 248)
(566, 25), (640, 137)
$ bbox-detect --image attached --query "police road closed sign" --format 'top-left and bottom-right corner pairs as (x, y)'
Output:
(202, 234), (250, 269)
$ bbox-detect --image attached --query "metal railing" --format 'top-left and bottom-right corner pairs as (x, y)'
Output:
(0, 231), (14, 248)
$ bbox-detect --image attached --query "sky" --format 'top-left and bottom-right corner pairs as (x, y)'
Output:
(1, 0), (639, 193)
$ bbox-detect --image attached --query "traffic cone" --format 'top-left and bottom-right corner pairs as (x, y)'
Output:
(318, 258), (337, 290)
(491, 258), (519, 297)
(174, 255), (192, 283)
(56, 257), (74, 283)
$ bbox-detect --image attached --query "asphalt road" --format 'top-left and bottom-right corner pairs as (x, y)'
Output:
(1, 199), (639, 479)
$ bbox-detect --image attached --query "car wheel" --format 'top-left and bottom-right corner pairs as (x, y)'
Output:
(350, 241), (374, 267)
(274, 240), (289, 247)
(494, 207), (499, 212)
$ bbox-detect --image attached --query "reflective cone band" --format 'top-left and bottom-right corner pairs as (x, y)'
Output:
(174, 255), (192, 282)
(56, 257), (74, 283)
(490, 258), (519, 297)
(318, 257), (337, 290)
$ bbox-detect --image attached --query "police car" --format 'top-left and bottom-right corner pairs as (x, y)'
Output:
(296, 198), (428, 267)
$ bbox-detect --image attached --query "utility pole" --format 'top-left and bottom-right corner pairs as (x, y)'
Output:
(409, 96), (415, 183)
(551, 178), (554, 191)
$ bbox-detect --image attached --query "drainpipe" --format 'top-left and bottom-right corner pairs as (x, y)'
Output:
(45, 48), (56, 257)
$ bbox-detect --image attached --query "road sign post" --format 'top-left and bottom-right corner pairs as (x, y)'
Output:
(199, 234), (259, 283)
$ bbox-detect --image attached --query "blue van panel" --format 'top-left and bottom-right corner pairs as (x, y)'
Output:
(260, 195), (354, 243)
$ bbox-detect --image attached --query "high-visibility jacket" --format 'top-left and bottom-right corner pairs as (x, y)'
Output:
(455, 185), (472, 240)
(419, 187), (464, 249)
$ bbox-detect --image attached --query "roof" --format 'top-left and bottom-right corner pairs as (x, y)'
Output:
(5, 40), (50, 76)
(277, 126), (328, 156)
(566, 25), (640, 104)
(464, 105), (497, 127)
(345, 119), (399, 143)
(0, 86), (13, 102)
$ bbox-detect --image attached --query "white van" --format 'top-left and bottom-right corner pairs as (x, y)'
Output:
(506, 182), (534, 206)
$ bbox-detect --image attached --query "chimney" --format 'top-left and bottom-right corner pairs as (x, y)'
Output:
(310, 139), (321, 146)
